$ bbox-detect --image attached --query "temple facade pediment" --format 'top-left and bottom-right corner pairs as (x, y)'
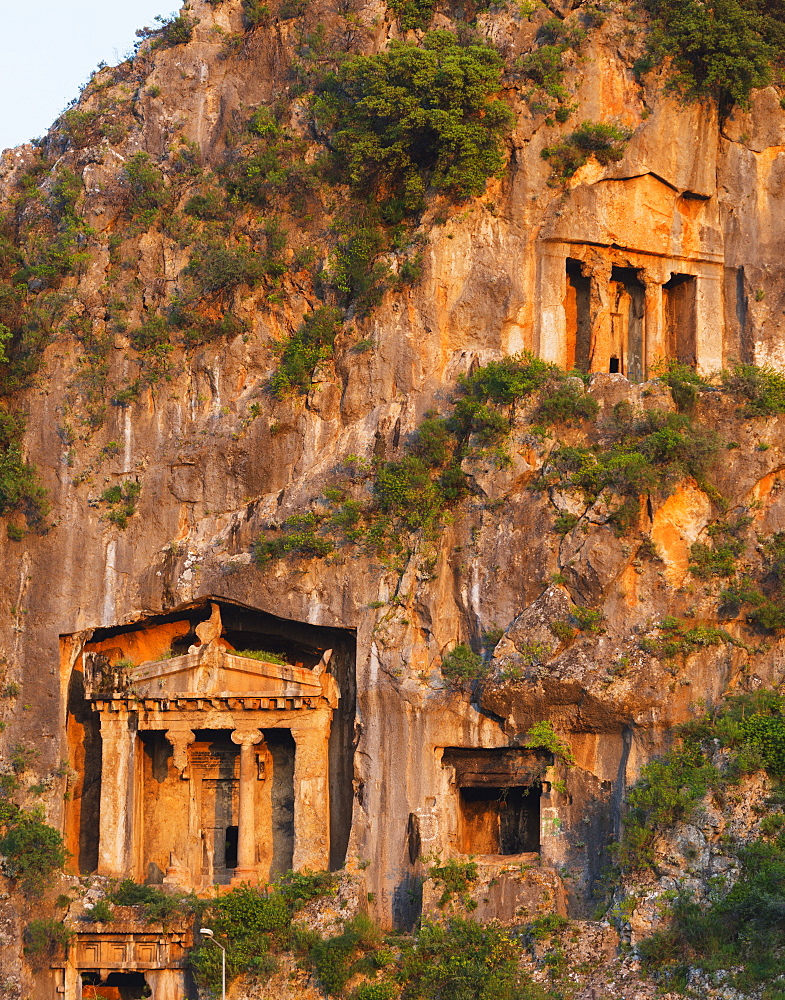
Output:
(63, 598), (356, 909)
(84, 644), (339, 707)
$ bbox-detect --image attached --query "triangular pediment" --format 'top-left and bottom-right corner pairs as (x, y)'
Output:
(85, 645), (338, 706)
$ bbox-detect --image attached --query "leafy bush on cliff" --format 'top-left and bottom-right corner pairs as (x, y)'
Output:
(386, 0), (435, 30)
(24, 919), (73, 968)
(0, 808), (68, 895)
(546, 409), (719, 519)
(639, 831), (785, 995)
(0, 410), (49, 528)
(542, 121), (632, 179)
(719, 531), (785, 631)
(440, 644), (487, 689)
(123, 153), (168, 220)
(722, 362), (785, 416)
(642, 0), (777, 108)
(270, 306), (343, 398)
(313, 31), (513, 211)
(399, 918), (539, 1000)
(618, 689), (785, 874)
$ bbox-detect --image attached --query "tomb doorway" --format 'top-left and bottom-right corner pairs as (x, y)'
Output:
(81, 972), (149, 1000)
(458, 786), (541, 855)
(664, 273), (697, 366)
(607, 266), (645, 381)
(565, 258), (591, 373)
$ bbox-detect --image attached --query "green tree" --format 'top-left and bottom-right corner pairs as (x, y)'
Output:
(644, 0), (774, 107)
(314, 31), (513, 211)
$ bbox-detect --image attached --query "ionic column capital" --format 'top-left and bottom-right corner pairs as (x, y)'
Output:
(231, 729), (264, 748)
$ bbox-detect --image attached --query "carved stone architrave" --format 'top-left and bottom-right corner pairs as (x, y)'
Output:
(165, 729), (196, 779)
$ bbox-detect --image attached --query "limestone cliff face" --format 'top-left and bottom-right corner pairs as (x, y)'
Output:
(2, 0), (785, 989)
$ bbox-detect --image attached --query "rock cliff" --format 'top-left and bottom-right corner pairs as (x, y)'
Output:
(2, 0), (785, 996)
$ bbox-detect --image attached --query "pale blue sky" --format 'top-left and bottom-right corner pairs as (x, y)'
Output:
(0, 1), (180, 152)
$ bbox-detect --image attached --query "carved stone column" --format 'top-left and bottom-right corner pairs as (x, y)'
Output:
(642, 268), (665, 376)
(96, 708), (138, 877)
(290, 715), (332, 871)
(231, 729), (263, 882)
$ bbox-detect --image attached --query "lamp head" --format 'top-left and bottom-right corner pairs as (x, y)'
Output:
(200, 928), (214, 938)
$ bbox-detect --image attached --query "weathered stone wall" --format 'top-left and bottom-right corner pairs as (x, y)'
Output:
(3, 0), (785, 991)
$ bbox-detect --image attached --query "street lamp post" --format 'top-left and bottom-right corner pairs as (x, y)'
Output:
(199, 928), (225, 1000)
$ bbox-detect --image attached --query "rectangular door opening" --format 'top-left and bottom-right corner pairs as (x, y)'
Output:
(565, 258), (591, 373)
(458, 785), (541, 855)
(664, 272), (697, 366)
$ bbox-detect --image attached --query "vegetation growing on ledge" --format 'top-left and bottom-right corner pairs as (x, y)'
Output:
(619, 689), (785, 996)
(0, 410), (49, 529)
(256, 353), (595, 568)
(0, 754), (67, 895)
(641, 0), (785, 109)
(98, 480), (141, 529)
(541, 121), (632, 179)
(313, 31), (514, 212)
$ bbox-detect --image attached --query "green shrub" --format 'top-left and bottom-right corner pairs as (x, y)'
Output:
(313, 31), (514, 210)
(351, 982), (396, 1000)
(525, 913), (569, 941)
(136, 13), (196, 48)
(642, 0), (776, 108)
(270, 306), (343, 398)
(722, 362), (785, 416)
(639, 833), (785, 990)
(160, 13), (196, 46)
(639, 616), (734, 660)
(542, 121), (632, 178)
(399, 918), (532, 1000)
(570, 605), (604, 634)
(523, 720), (575, 765)
(516, 17), (585, 102)
(327, 221), (389, 315)
(553, 511), (579, 535)
(277, 868), (340, 908)
(108, 879), (192, 923)
(311, 933), (357, 996)
(455, 351), (563, 406)
(86, 899), (114, 923)
(655, 359), (709, 412)
(129, 315), (170, 353)
(534, 381), (598, 425)
(60, 108), (101, 148)
(24, 919), (73, 968)
(427, 858), (478, 907)
(548, 409), (719, 516)
(99, 480), (141, 528)
(309, 916), (384, 998)
(440, 643), (487, 689)
(184, 243), (266, 296)
(184, 189), (228, 221)
(243, 0), (271, 27)
(124, 153), (168, 218)
(254, 511), (336, 565)
(0, 410), (48, 526)
(387, 0), (435, 30)
(0, 811), (68, 895)
(234, 649), (288, 665)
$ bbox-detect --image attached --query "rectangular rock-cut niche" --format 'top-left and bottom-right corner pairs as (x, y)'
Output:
(664, 272), (697, 366)
(607, 266), (645, 381)
(61, 597), (356, 882)
(442, 748), (549, 857)
(565, 258), (591, 373)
